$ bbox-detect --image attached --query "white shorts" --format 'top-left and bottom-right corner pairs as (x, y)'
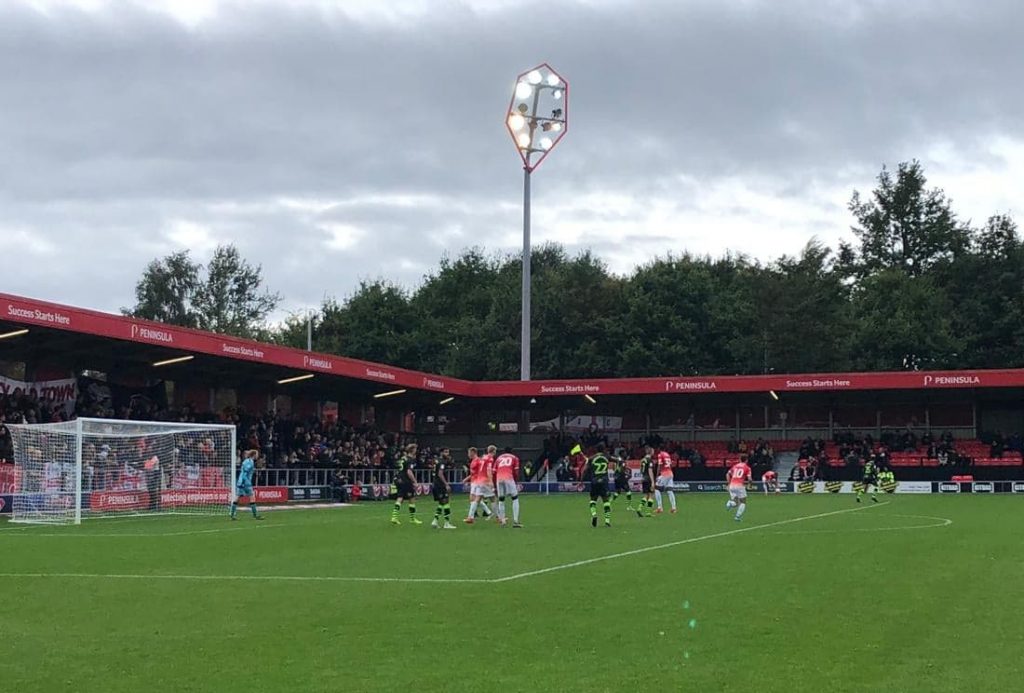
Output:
(656, 476), (674, 491)
(729, 484), (748, 500)
(495, 479), (519, 498)
(470, 484), (494, 498)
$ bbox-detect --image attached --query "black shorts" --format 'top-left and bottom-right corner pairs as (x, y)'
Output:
(397, 481), (415, 500)
(615, 479), (630, 492)
(641, 479), (653, 494)
(862, 477), (876, 488)
(590, 479), (610, 501)
(432, 485), (449, 503)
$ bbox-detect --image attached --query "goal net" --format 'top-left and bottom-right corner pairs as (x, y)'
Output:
(7, 418), (236, 524)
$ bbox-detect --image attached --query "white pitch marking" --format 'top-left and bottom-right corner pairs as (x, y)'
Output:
(771, 513), (953, 535)
(491, 502), (889, 583)
(0, 572), (491, 584)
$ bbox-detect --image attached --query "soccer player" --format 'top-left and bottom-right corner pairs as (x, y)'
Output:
(857, 455), (880, 503)
(636, 446), (656, 517)
(482, 445), (499, 519)
(612, 458), (633, 511)
(230, 449), (263, 520)
(494, 447), (523, 528)
(463, 447), (493, 524)
(726, 457), (752, 521)
(430, 447), (456, 529)
(584, 443), (613, 527)
(390, 443), (422, 525)
(654, 449), (677, 514)
(762, 469), (780, 495)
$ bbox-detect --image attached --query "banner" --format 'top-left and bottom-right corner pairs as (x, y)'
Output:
(937, 482), (961, 494)
(895, 481), (932, 494)
(0, 375), (77, 417)
(89, 486), (289, 510)
(0, 494), (10, 514)
(971, 482), (994, 493)
(1013, 482), (1024, 494)
(0, 465), (16, 493)
(529, 415), (624, 433)
(289, 487), (330, 501)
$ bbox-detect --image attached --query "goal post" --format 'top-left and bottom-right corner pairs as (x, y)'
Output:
(7, 418), (237, 525)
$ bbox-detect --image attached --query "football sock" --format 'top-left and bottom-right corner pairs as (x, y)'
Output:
(654, 490), (663, 510)
(408, 503), (416, 516)
(480, 500), (492, 517)
(229, 502), (237, 518)
(589, 500), (597, 517)
(603, 501), (611, 524)
(496, 501), (506, 521)
(391, 502), (401, 520)
(249, 502), (258, 517)
(512, 498), (520, 523)
(667, 491), (676, 511)
(443, 504), (451, 520)
(434, 505), (443, 520)
(468, 500), (478, 518)
(736, 503), (746, 519)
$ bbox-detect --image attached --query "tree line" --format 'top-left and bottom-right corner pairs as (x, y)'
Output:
(126, 161), (1024, 378)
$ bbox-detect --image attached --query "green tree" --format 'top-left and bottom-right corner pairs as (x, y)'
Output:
(193, 245), (281, 339)
(849, 269), (961, 370)
(937, 215), (1024, 368)
(756, 240), (852, 373)
(125, 245), (280, 339)
(123, 250), (200, 328)
(843, 160), (970, 277)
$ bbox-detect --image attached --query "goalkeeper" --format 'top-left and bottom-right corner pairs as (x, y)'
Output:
(230, 450), (264, 520)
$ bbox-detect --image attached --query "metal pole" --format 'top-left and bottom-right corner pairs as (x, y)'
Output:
(521, 166), (532, 381)
(307, 313), (313, 351)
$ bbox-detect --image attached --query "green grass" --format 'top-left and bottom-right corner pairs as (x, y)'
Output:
(1, 493), (1021, 692)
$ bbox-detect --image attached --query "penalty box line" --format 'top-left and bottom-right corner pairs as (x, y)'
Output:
(0, 503), (887, 585)
(492, 502), (888, 583)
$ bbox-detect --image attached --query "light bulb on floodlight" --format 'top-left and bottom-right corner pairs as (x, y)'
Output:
(517, 132), (531, 148)
(515, 82), (533, 99)
(508, 114), (526, 131)
(551, 122), (562, 132)
(553, 89), (563, 100)
(546, 74), (560, 87)
(517, 103), (529, 114)
(527, 70), (542, 85)
(540, 137), (553, 150)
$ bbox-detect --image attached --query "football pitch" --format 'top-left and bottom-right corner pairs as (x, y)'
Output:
(1, 494), (1020, 692)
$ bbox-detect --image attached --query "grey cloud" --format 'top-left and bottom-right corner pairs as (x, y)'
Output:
(0, 0), (1021, 318)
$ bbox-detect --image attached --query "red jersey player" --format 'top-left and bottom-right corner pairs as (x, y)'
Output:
(726, 457), (752, 521)
(463, 447), (494, 524)
(481, 445), (499, 520)
(762, 469), (780, 495)
(494, 447), (523, 528)
(654, 450), (677, 514)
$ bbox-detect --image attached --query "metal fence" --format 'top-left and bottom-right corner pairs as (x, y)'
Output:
(256, 468), (441, 487)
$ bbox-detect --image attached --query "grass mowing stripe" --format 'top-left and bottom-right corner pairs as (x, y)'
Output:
(492, 501), (888, 582)
(0, 572), (490, 584)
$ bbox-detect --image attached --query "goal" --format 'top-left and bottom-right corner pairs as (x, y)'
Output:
(7, 418), (237, 525)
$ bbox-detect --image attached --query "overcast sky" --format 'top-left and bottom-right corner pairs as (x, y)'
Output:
(2, 0), (1022, 322)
